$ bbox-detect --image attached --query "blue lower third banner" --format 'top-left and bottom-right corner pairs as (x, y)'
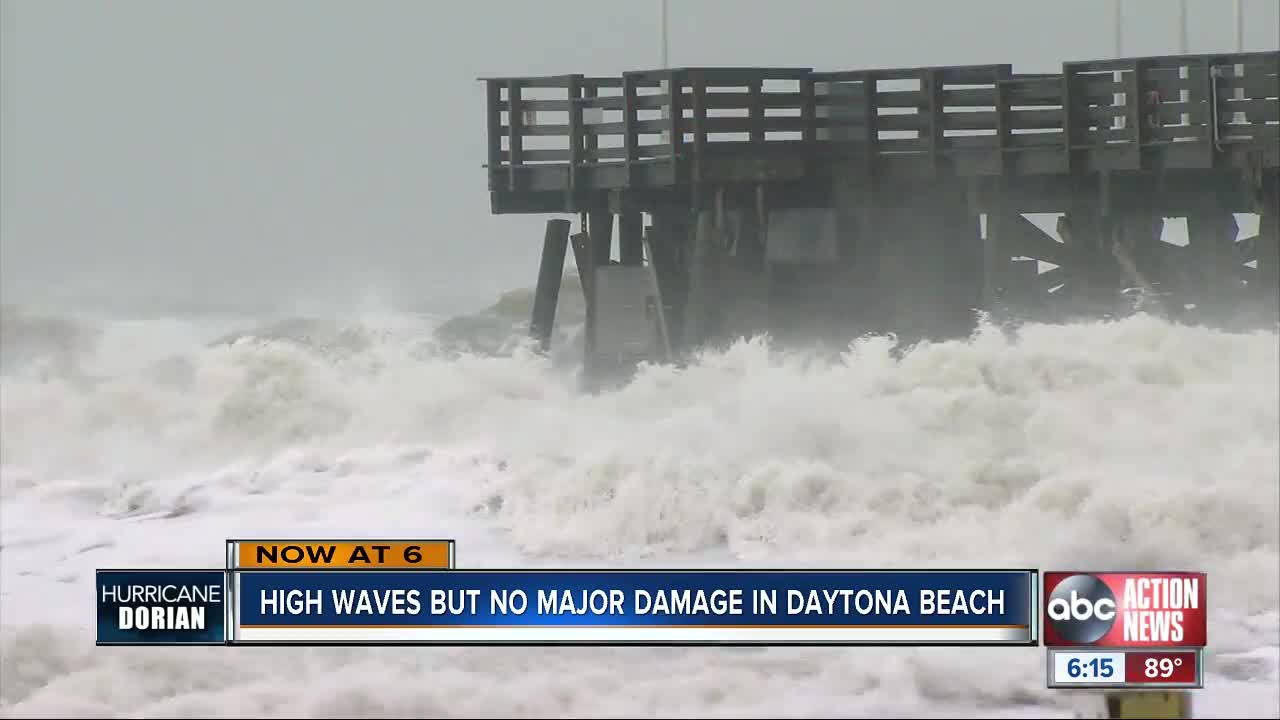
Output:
(232, 569), (1037, 645)
(97, 569), (227, 645)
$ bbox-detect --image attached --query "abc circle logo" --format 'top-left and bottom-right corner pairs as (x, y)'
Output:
(1047, 574), (1117, 644)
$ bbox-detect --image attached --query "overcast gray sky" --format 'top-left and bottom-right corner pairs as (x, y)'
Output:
(2, 0), (1277, 314)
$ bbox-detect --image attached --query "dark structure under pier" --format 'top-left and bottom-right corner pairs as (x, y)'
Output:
(481, 52), (1280, 380)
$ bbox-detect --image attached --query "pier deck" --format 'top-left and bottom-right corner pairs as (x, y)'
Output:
(485, 53), (1277, 214)
(479, 52), (1279, 379)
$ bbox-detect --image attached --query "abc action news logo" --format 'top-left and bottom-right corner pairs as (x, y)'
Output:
(1043, 572), (1207, 648)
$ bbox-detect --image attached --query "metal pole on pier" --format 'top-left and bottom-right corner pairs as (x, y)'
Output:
(1233, 0), (1244, 51)
(1178, 0), (1189, 53)
(651, 0), (673, 257)
(1232, 0), (1246, 123)
(1178, 0), (1189, 126)
(660, 0), (669, 69)
(1113, 0), (1123, 57)
(1113, 0), (1125, 129)
(659, 1), (672, 146)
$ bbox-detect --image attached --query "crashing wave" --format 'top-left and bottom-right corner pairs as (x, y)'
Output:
(432, 272), (587, 363)
(0, 304), (103, 376)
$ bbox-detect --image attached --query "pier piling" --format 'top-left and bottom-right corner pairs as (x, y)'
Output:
(530, 218), (571, 352)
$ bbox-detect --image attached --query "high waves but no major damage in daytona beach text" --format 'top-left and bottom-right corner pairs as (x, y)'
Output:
(0, 292), (1277, 718)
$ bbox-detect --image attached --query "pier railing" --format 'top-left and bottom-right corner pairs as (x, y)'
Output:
(483, 52), (1279, 207)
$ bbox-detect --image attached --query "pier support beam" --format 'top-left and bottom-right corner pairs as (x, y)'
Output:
(529, 218), (571, 352)
(944, 201), (985, 332)
(1184, 203), (1242, 319)
(570, 231), (594, 300)
(980, 185), (1006, 314)
(874, 181), (983, 345)
(682, 210), (722, 350)
(1056, 203), (1119, 318)
(589, 209), (614, 266)
(678, 205), (771, 351)
(577, 209), (615, 384)
(619, 210), (645, 266)
(759, 204), (846, 346)
(1256, 179), (1280, 321)
(1110, 208), (1166, 316)
(647, 208), (691, 354)
(984, 207), (1063, 322)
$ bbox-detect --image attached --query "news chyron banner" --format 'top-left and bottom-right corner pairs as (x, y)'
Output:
(1043, 572), (1208, 689)
(96, 538), (1038, 646)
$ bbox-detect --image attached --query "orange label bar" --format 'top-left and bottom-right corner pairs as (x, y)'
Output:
(232, 540), (452, 570)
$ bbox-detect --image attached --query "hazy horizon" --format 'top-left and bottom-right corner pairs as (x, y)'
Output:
(3, 0), (1277, 316)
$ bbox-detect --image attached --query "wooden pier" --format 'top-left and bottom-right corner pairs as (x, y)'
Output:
(481, 52), (1279, 378)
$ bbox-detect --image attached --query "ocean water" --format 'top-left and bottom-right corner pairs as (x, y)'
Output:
(1, 294), (1277, 718)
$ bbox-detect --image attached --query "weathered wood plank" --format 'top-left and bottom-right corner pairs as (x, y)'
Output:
(1217, 98), (1279, 122)
(698, 91), (805, 109)
(941, 88), (997, 106)
(876, 91), (926, 108)
(1010, 108), (1064, 130)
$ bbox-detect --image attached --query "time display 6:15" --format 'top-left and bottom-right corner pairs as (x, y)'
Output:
(1051, 651), (1127, 685)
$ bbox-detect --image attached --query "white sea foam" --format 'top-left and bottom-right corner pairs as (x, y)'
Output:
(1, 303), (1276, 717)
